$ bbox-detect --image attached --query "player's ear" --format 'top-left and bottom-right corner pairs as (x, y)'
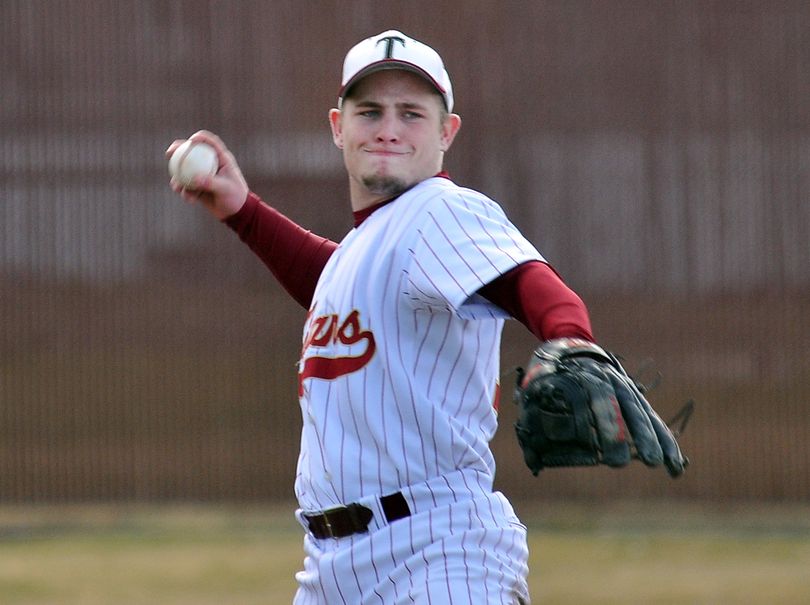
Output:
(439, 113), (461, 152)
(329, 108), (344, 149)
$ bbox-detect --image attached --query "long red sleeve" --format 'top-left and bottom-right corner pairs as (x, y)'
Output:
(225, 192), (337, 309)
(224, 194), (592, 338)
(478, 261), (594, 341)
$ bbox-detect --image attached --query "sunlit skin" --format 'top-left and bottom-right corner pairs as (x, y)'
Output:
(164, 71), (461, 219)
(329, 70), (462, 211)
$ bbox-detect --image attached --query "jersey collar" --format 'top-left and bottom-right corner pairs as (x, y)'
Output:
(352, 171), (451, 227)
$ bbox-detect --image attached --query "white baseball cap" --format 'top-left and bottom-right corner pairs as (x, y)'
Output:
(338, 30), (454, 112)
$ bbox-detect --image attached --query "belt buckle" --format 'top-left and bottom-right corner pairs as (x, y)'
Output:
(320, 507), (339, 538)
(306, 503), (373, 539)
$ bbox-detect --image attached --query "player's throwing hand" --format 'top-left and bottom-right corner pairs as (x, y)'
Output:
(166, 130), (249, 220)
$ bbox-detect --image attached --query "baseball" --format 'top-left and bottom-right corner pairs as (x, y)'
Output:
(168, 139), (218, 187)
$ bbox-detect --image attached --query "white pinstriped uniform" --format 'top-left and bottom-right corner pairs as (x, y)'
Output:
(294, 176), (543, 604)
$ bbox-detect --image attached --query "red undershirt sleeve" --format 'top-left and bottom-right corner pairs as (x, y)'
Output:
(224, 192), (338, 310)
(478, 261), (594, 342)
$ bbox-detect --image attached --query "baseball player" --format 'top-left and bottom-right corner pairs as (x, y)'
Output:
(168, 30), (597, 605)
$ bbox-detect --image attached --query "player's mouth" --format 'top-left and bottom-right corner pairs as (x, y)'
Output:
(364, 148), (409, 157)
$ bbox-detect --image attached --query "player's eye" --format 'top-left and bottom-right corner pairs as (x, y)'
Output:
(402, 111), (424, 120)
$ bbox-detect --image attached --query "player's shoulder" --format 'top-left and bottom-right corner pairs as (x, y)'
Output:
(410, 176), (507, 219)
(414, 175), (489, 199)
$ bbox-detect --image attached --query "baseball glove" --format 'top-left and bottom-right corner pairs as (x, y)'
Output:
(513, 338), (689, 478)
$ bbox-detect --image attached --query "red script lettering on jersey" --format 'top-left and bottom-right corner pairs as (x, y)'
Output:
(298, 309), (376, 396)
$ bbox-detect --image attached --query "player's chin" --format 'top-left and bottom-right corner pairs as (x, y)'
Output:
(361, 174), (410, 198)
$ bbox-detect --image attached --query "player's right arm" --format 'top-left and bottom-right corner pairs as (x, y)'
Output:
(225, 194), (337, 309)
(166, 130), (337, 309)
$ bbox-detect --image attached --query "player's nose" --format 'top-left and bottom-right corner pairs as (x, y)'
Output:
(374, 113), (400, 143)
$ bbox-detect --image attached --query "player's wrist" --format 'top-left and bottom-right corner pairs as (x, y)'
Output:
(212, 186), (250, 222)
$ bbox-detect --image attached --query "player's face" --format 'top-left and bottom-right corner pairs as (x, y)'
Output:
(329, 70), (461, 210)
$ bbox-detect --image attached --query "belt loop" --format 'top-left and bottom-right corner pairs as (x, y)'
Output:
(322, 510), (334, 538)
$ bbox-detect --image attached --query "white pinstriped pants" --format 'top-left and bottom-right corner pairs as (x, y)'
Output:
(293, 471), (530, 604)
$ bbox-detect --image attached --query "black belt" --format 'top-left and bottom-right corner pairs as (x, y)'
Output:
(304, 492), (411, 539)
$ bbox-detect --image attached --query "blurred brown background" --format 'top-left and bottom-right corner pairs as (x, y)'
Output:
(1, 0), (808, 504)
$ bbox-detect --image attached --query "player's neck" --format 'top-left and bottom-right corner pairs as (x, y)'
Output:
(348, 171), (451, 213)
(350, 190), (396, 213)
(348, 177), (407, 212)
(352, 197), (397, 227)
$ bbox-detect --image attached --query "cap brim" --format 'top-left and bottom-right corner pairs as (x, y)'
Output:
(339, 60), (448, 108)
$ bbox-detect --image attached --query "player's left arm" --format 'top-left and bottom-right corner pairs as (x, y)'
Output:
(489, 262), (691, 477)
(477, 260), (593, 341)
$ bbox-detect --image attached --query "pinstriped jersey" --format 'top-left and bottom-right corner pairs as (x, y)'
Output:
(295, 176), (543, 511)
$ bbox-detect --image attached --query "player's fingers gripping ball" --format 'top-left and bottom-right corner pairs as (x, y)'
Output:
(513, 338), (689, 478)
(168, 139), (219, 188)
